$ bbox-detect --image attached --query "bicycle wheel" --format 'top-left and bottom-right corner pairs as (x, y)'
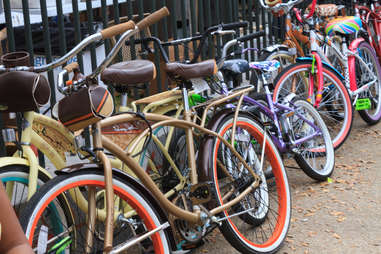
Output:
(291, 99), (335, 180)
(355, 41), (381, 124)
(273, 62), (353, 150)
(0, 165), (50, 215)
(19, 169), (171, 253)
(210, 114), (291, 254)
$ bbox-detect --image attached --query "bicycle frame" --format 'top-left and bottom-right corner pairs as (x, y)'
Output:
(242, 92), (321, 153)
(355, 2), (381, 62)
(314, 32), (379, 103)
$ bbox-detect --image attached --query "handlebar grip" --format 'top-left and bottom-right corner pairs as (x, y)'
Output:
(100, 20), (135, 39)
(221, 21), (249, 30)
(64, 62), (79, 73)
(266, 0), (282, 7)
(137, 7), (170, 30)
(237, 30), (265, 42)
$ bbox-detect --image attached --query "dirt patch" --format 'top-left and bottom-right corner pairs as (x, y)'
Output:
(194, 114), (381, 253)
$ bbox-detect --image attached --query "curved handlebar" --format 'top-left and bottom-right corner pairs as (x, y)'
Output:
(100, 20), (135, 39)
(218, 30), (265, 68)
(237, 30), (266, 42)
(136, 7), (170, 30)
(220, 21), (249, 30)
(259, 0), (316, 18)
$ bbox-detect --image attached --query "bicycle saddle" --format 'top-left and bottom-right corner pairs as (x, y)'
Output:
(220, 59), (250, 74)
(0, 71), (50, 112)
(164, 59), (217, 80)
(249, 60), (280, 72)
(325, 16), (362, 37)
(101, 60), (156, 86)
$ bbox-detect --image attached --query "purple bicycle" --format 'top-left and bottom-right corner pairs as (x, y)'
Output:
(216, 32), (335, 181)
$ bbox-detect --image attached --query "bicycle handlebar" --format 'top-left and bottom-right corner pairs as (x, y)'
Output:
(259, 0), (316, 19)
(218, 30), (265, 68)
(100, 20), (136, 39)
(136, 7), (170, 30)
(220, 21), (249, 30)
(63, 62), (80, 73)
(236, 30), (266, 42)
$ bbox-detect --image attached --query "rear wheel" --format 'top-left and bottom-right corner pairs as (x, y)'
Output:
(356, 41), (381, 124)
(211, 114), (291, 254)
(19, 169), (171, 253)
(273, 62), (353, 150)
(0, 165), (50, 215)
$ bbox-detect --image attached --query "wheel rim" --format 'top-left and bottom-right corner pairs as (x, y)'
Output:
(214, 120), (290, 251)
(273, 64), (352, 149)
(27, 178), (166, 253)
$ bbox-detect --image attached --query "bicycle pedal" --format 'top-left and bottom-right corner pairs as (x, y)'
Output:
(355, 98), (371, 110)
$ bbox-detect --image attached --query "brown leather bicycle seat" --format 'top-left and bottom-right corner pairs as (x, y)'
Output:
(0, 71), (50, 112)
(101, 60), (156, 86)
(165, 59), (218, 80)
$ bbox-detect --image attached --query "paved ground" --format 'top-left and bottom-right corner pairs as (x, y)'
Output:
(193, 114), (381, 254)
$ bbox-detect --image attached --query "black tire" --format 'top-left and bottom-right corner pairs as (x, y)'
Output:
(273, 62), (353, 150)
(210, 113), (291, 254)
(0, 165), (51, 215)
(355, 41), (381, 124)
(19, 169), (171, 253)
(291, 99), (335, 181)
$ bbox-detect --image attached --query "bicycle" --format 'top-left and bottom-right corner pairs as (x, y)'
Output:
(0, 20), (249, 217)
(17, 11), (291, 254)
(215, 32), (335, 181)
(260, 0), (375, 151)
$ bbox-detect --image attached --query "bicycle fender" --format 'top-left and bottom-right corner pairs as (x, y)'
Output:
(0, 156), (52, 179)
(56, 164), (177, 250)
(348, 38), (366, 91)
(296, 57), (345, 81)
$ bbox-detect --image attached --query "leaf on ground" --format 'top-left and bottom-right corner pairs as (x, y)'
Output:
(304, 212), (315, 217)
(333, 233), (341, 239)
(301, 242), (309, 247)
(337, 217), (346, 222)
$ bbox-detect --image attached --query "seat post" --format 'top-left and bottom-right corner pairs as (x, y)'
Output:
(181, 87), (191, 120)
(119, 92), (129, 112)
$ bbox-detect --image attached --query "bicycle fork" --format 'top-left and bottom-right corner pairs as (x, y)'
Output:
(86, 122), (114, 253)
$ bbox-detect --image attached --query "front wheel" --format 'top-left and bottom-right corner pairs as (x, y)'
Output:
(291, 100), (335, 180)
(273, 62), (353, 150)
(19, 169), (171, 254)
(210, 114), (291, 254)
